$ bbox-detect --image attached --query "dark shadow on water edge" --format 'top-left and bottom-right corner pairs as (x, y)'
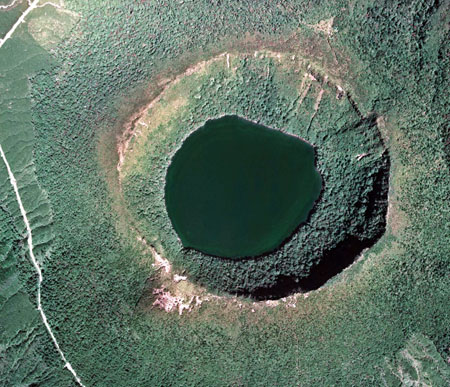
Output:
(179, 117), (390, 300)
(248, 149), (390, 300)
(249, 236), (377, 300)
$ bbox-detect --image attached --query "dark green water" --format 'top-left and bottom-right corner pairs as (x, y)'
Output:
(165, 115), (322, 258)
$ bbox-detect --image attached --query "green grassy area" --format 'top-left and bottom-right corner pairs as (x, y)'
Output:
(0, 0), (449, 386)
(0, 30), (78, 386)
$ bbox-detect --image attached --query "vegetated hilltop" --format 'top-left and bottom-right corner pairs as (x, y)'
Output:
(120, 51), (389, 298)
(0, 0), (448, 386)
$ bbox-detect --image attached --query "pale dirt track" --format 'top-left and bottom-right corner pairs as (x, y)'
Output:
(0, 144), (85, 386)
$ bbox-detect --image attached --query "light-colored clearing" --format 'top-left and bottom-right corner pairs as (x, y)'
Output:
(307, 17), (335, 37)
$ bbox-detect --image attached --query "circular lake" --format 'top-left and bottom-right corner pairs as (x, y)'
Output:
(165, 115), (322, 258)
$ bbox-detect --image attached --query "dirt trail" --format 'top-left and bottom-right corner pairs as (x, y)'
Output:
(0, 144), (85, 386)
(0, 0), (20, 10)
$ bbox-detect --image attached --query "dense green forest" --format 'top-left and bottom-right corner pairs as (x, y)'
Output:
(0, 0), (448, 386)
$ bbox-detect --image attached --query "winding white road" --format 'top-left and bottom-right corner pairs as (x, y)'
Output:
(0, 0), (40, 49)
(0, 0), (20, 10)
(0, 144), (85, 386)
